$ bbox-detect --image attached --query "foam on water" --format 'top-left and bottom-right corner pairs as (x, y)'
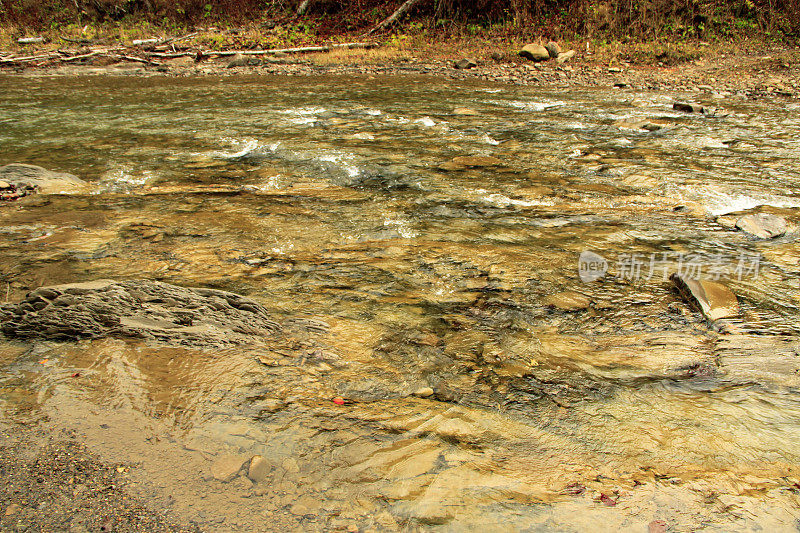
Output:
(694, 185), (800, 216)
(494, 99), (567, 112)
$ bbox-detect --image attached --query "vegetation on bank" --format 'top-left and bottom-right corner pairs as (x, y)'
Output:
(1, 0), (798, 44)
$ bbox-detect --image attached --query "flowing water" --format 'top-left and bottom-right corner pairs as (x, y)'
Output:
(1, 74), (800, 531)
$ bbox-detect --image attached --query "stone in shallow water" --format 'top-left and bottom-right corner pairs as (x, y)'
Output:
(453, 107), (479, 116)
(0, 163), (87, 194)
(450, 156), (503, 168)
(735, 213), (788, 239)
(247, 455), (270, 483)
(670, 273), (739, 322)
(0, 279), (280, 347)
(210, 454), (248, 482)
(543, 291), (592, 311)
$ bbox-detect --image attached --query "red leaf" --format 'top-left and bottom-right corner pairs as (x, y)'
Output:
(564, 482), (585, 496)
(600, 493), (617, 506)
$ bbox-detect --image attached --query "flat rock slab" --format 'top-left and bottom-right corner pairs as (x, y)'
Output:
(0, 279), (280, 347)
(671, 273), (739, 322)
(735, 213), (788, 239)
(211, 454), (249, 482)
(0, 163), (87, 195)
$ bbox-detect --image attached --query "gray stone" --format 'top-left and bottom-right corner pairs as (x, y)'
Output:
(556, 50), (576, 64)
(673, 102), (705, 114)
(227, 54), (250, 68)
(545, 41), (561, 58)
(453, 58), (477, 70)
(0, 279), (281, 347)
(671, 273), (739, 322)
(247, 455), (270, 483)
(0, 163), (86, 194)
(211, 454), (248, 482)
(519, 44), (550, 62)
(735, 213), (787, 239)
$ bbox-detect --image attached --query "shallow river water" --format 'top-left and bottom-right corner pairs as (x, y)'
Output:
(1, 74), (800, 531)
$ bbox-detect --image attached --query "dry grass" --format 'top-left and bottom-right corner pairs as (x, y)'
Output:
(307, 47), (413, 65)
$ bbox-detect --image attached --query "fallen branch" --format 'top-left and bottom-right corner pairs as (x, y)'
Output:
(297, 0), (313, 15)
(146, 51), (196, 58)
(162, 32), (199, 46)
(0, 52), (61, 64)
(59, 50), (102, 62)
(205, 42), (376, 56)
(366, 0), (426, 35)
(60, 36), (93, 45)
(111, 54), (159, 65)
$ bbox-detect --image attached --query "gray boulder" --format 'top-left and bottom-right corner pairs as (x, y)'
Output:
(556, 50), (576, 64)
(227, 53), (260, 68)
(519, 44), (550, 62)
(0, 279), (281, 347)
(453, 58), (477, 69)
(735, 213), (788, 239)
(544, 41), (561, 58)
(0, 163), (87, 195)
(673, 102), (705, 114)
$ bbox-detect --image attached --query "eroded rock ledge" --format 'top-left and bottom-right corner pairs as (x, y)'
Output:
(0, 279), (280, 347)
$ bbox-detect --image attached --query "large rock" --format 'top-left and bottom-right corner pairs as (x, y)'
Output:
(673, 102), (705, 114)
(670, 273), (739, 322)
(453, 58), (477, 70)
(519, 44), (550, 62)
(0, 163), (87, 195)
(0, 279), (280, 346)
(735, 213), (788, 239)
(226, 54), (261, 68)
(556, 50), (576, 64)
(544, 41), (561, 58)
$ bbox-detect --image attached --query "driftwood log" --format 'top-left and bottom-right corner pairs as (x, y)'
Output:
(0, 39), (376, 66)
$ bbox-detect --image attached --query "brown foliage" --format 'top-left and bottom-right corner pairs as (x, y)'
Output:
(0, 0), (797, 37)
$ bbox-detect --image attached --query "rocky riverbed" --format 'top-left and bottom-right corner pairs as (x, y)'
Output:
(2, 72), (800, 531)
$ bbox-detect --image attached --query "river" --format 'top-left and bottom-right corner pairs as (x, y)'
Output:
(1, 74), (799, 531)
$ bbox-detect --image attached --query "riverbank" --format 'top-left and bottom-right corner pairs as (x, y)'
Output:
(1, 29), (799, 99)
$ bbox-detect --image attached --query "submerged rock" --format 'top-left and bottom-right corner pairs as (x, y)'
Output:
(673, 102), (705, 114)
(543, 290), (592, 311)
(519, 44), (550, 62)
(210, 454), (248, 482)
(670, 273), (739, 322)
(0, 163), (87, 195)
(453, 107), (479, 116)
(735, 212), (788, 239)
(0, 279), (280, 346)
(450, 156), (503, 167)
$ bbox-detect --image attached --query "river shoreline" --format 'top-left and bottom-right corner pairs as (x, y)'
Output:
(2, 40), (799, 100)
